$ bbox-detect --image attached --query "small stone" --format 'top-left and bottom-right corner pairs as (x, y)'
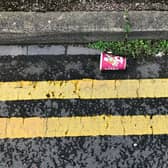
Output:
(133, 143), (138, 147)
(123, 14), (127, 19)
(135, 3), (140, 7)
(80, 0), (86, 4)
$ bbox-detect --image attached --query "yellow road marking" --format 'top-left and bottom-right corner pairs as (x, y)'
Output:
(0, 115), (168, 138)
(0, 79), (167, 101)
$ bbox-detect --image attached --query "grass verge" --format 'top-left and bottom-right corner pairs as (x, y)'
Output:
(88, 40), (168, 58)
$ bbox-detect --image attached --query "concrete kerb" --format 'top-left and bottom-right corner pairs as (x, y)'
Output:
(0, 11), (167, 45)
(0, 45), (100, 56)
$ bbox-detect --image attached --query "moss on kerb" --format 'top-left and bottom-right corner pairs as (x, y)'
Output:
(88, 40), (168, 58)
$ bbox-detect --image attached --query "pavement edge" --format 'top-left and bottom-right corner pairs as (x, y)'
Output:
(0, 11), (167, 44)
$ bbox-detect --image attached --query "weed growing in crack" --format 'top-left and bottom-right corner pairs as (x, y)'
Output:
(88, 40), (168, 58)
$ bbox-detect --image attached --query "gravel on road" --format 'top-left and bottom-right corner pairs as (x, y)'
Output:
(0, 0), (168, 11)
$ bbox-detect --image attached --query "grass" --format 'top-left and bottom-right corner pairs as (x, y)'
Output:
(88, 40), (168, 58)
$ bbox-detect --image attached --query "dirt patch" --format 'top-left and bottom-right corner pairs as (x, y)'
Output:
(0, 0), (168, 12)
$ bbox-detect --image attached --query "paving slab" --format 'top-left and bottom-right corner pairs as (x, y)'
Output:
(0, 45), (27, 56)
(67, 46), (100, 55)
(27, 45), (65, 55)
(0, 11), (167, 44)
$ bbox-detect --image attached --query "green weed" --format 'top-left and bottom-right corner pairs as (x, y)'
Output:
(88, 40), (168, 58)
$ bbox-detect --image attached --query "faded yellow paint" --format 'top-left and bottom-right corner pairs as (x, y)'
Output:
(0, 115), (168, 138)
(0, 79), (167, 101)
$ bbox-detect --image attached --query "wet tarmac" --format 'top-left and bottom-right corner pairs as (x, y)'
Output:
(0, 53), (167, 167)
(0, 54), (167, 81)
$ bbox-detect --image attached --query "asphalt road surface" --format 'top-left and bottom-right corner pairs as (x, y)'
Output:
(0, 51), (167, 168)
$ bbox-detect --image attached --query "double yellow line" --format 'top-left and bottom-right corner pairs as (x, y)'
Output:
(0, 115), (168, 138)
(0, 78), (167, 138)
(0, 78), (167, 101)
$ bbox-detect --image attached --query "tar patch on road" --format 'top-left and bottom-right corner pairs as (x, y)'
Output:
(0, 55), (167, 81)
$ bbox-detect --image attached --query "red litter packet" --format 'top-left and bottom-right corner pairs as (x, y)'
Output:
(100, 52), (126, 71)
